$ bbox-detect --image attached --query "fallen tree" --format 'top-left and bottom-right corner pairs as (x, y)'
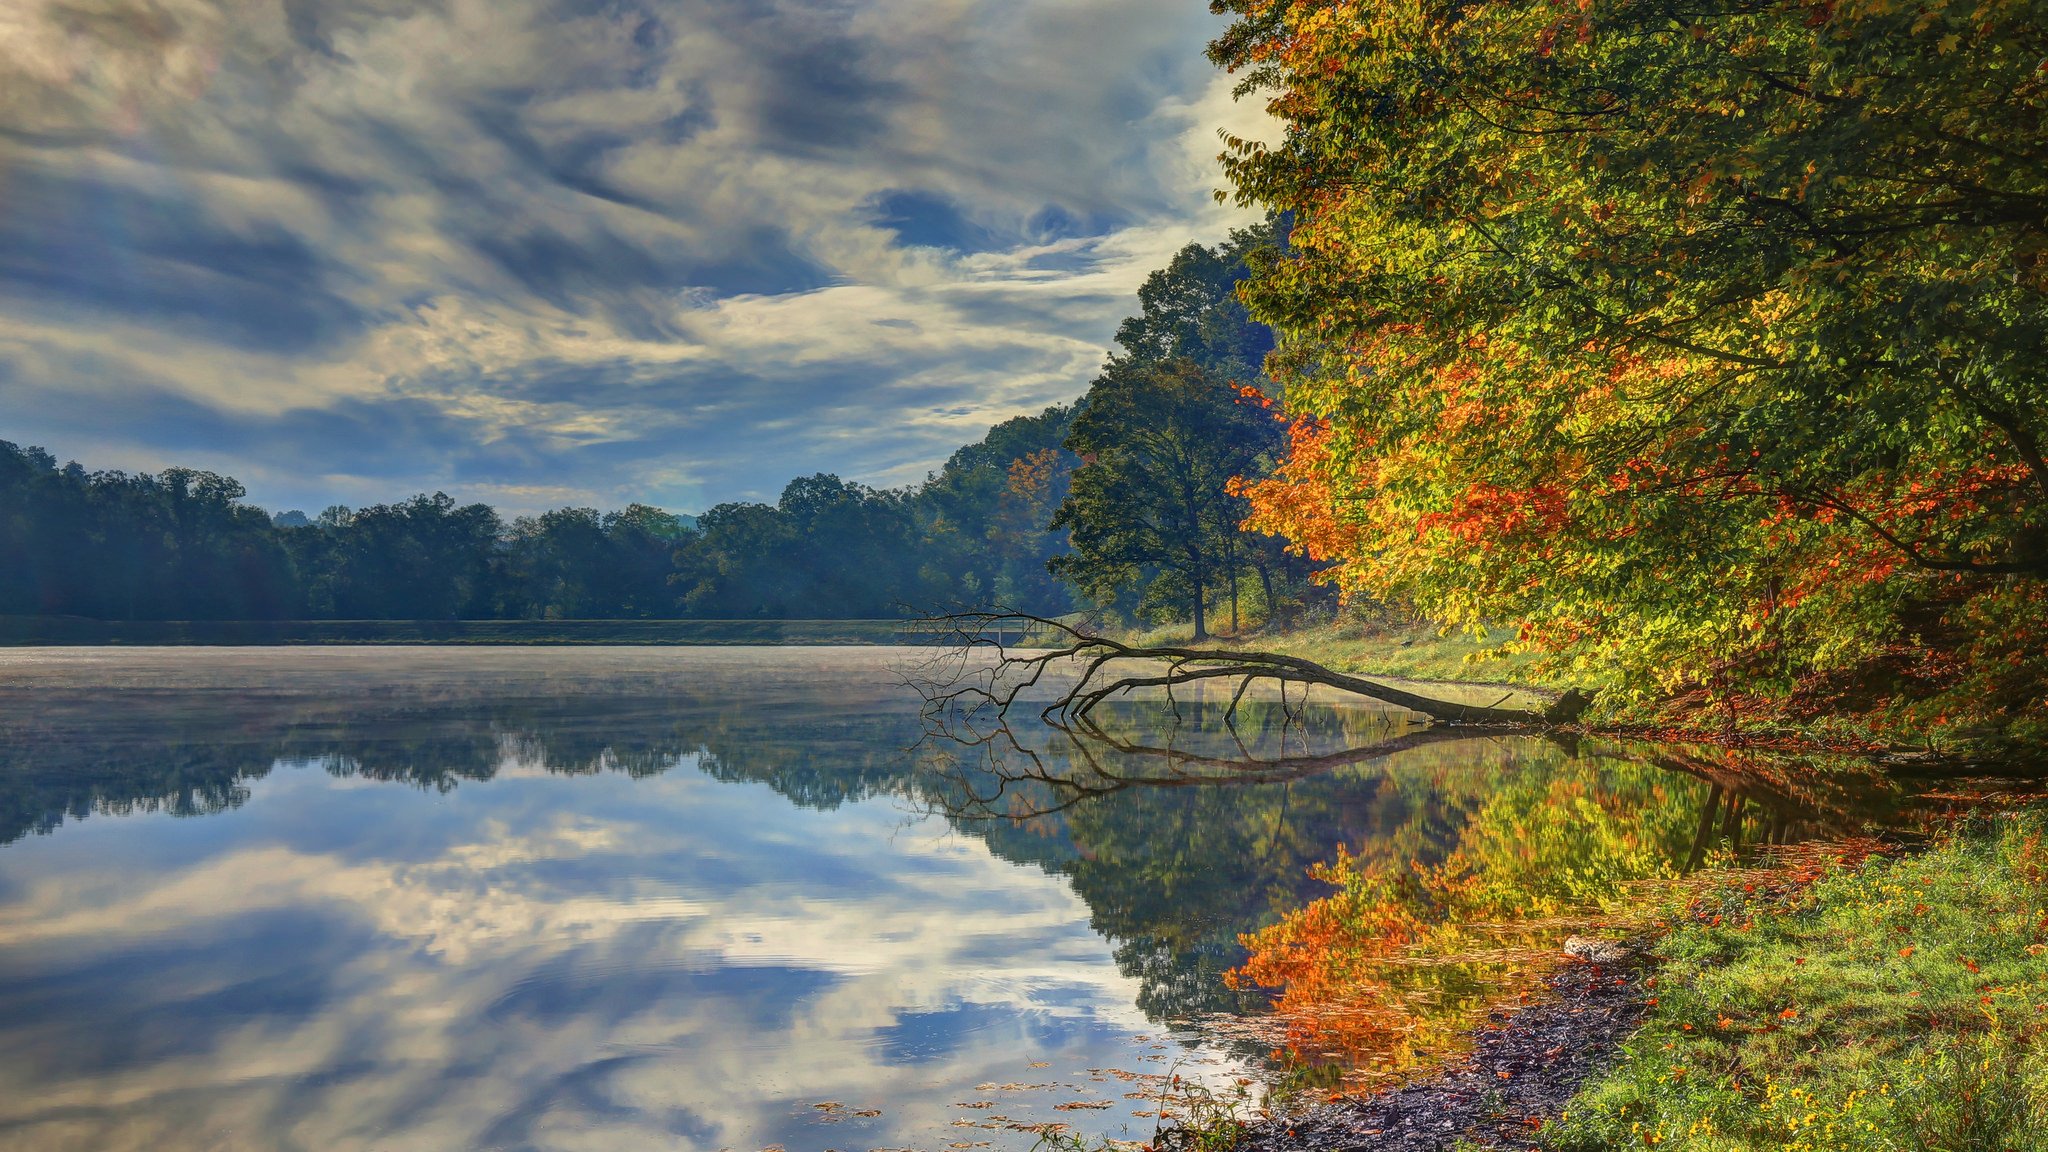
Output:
(909, 610), (1595, 731)
(919, 720), (1486, 820)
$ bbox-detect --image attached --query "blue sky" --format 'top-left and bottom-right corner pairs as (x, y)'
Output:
(0, 0), (1265, 514)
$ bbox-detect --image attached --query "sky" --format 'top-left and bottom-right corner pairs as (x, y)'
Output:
(0, 0), (1268, 516)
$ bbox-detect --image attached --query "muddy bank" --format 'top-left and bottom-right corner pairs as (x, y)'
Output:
(1226, 958), (1649, 1152)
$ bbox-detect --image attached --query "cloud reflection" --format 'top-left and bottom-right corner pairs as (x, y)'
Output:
(0, 744), (1234, 1152)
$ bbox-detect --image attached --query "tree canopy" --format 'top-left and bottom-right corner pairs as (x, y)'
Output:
(1213, 0), (2048, 733)
(0, 405), (1079, 623)
(1054, 359), (1279, 638)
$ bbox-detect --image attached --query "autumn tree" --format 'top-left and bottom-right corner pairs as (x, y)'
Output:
(1213, 0), (2048, 726)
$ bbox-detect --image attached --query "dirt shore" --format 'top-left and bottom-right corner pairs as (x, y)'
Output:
(1227, 958), (1649, 1152)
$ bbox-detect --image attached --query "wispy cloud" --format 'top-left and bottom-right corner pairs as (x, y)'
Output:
(0, 0), (1268, 512)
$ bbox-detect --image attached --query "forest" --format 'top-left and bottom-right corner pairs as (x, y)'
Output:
(0, 222), (1317, 628)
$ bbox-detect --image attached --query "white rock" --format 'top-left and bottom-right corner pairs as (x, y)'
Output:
(1562, 935), (1633, 964)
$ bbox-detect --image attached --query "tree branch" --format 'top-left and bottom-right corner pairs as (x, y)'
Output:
(907, 610), (1596, 732)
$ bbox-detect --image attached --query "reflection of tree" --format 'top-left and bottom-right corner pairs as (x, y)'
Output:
(0, 694), (716, 844)
(1214, 736), (2006, 1087)
(915, 704), (2017, 1060)
(0, 678), (2005, 1065)
(693, 710), (928, 810)
(986, 762), (1398, 1021)
(1210, 751), (1725, 1085)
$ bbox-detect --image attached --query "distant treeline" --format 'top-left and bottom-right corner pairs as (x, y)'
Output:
(0, 408), (1073, 621)
(0, 219), (1320, 628)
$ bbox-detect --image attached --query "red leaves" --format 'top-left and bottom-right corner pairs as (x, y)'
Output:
(1232, 383), (1279, 413)
(1236, 418), (1361, 564)
(1415, 482), (1570, 548)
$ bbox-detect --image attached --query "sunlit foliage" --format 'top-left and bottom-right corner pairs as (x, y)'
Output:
(1210, 0), (2048, 736)
(1227, 753), (1711, 1084)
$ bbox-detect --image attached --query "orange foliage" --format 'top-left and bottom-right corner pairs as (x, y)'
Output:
(1232, 419), (1362, 566)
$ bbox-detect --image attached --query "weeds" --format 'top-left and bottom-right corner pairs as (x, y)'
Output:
(1028, 1067), (1264, 1152)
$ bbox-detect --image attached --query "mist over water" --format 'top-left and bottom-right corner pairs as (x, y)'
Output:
(0, 647), (1943, 1151)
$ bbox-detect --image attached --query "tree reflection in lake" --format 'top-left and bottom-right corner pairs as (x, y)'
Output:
(915, 688), (2029, 1086)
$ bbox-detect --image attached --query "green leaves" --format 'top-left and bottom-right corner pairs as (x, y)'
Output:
(1050, 224), (1317, 636)
(1053, 359), (1279, 636)
(1214, 0), (2048, 724)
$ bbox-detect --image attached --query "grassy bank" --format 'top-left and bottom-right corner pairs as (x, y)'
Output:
(1122, 617), (1557, 688)
(1543, 813), (2048, 1151)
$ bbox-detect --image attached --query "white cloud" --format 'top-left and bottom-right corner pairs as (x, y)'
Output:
(0, 744), (1250, 1152)
(0, 0), (1274, 512)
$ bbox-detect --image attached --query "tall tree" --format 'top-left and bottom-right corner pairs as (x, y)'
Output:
(1050, 220), (1314, 635)
(1053, 359), (1277, 639)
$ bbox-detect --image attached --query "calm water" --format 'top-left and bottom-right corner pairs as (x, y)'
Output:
(0, 647), (1956, 1152)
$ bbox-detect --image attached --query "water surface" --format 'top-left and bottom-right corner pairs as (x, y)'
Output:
(0, 647), (1963, 1152)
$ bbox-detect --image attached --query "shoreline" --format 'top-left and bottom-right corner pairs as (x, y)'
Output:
(0, 616), (931, 647)
(1232, 956), (1652, 1152)
(1210, 814), (2048, 1152)
(11, 615), (2042, 767)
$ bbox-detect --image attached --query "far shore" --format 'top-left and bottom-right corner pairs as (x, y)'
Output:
(0, 616), (944, 647)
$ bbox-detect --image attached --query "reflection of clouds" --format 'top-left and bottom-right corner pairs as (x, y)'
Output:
(0, 743), (1240, 1151)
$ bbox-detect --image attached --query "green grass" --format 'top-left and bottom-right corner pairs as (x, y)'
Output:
(1119, 617), (1562, 689)
(1544, 812), (2048, 1152)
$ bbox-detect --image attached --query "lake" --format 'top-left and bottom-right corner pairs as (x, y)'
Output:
(0, 647), (1957, 1152)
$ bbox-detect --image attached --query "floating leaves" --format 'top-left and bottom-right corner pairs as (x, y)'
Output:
(807, 1102), (881, 1123)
